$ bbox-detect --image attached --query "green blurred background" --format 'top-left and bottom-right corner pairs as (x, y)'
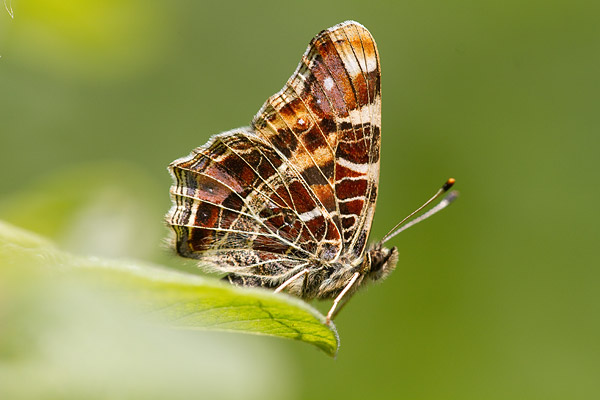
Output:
(1, 0), (599, 398)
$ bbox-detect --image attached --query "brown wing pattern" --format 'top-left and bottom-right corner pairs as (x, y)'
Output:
(167, 21), (381, 285)
(252, 20), (381, 259)
(167, 128), (341, 282)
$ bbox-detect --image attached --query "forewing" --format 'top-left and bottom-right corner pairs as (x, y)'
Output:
(252, 20), (381, 259)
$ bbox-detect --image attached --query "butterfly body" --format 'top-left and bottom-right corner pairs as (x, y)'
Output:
(167, 21), (399, 318)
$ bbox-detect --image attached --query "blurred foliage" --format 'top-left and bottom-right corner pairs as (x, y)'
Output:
(0, 226), (295, 400)
(0, 163), (164, 259)
(0, 221), (339, 355)
(1, 0), (599, 399)
(2, 0), (167, 80)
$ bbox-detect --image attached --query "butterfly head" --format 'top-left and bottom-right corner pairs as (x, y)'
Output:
(365, 243), (399, 282)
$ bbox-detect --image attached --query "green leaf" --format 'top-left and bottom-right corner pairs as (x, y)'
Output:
(0, 221), (339, 356)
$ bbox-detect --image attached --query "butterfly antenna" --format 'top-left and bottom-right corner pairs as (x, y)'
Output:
(380, 178), (458, 244)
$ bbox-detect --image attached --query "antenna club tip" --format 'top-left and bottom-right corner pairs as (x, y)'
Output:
(442, 178), (456, 191)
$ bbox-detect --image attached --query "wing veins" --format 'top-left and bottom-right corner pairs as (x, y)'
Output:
(346, 24), (380, 252)
(221, 138), (321, 245)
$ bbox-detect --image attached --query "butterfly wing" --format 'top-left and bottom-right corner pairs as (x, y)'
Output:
(168, 128), (338, 282)
(167, 21), (381, 290)
(253, 20), (381, 260)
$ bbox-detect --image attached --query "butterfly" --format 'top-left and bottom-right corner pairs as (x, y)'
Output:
(167, 21), (455, 322)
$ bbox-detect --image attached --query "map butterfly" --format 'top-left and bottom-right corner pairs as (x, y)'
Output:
(167, 21), (456, 322)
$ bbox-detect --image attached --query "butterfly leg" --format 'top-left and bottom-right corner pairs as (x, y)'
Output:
(326, 272), (360, 323)
(329, 294), (353, 321)
(274, 268), (309, 294)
